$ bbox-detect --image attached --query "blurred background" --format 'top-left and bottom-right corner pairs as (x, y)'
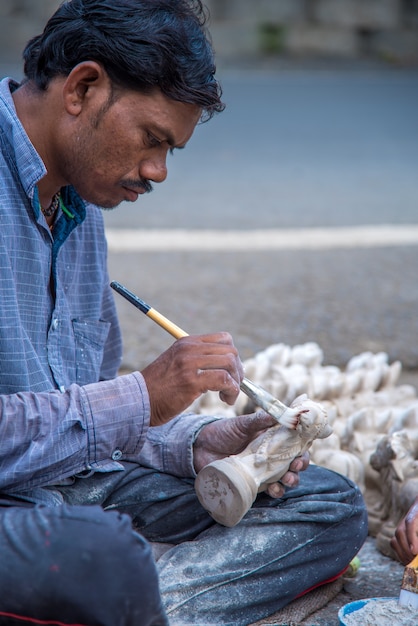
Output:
(1, 0), (418, 375)
(1, 0), (418, 66)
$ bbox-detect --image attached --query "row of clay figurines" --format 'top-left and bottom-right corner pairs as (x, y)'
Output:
(192, 342), (418, 542)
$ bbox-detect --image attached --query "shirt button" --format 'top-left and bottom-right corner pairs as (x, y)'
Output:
(51, 318), (59, 330)
(112, 449), (123, 461)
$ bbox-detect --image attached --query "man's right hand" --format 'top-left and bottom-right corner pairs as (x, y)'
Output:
(141, 332), (244, 426)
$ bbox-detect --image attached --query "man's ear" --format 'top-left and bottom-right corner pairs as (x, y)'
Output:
(62, 61), (111, 116)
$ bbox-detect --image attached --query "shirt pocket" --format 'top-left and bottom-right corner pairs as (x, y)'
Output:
(72, 319), (111, 385)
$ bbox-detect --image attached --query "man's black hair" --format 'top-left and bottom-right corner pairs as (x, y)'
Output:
(22, 0), (224, 121)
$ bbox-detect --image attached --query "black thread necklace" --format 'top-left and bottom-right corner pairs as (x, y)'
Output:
(40, 192), (61, 218)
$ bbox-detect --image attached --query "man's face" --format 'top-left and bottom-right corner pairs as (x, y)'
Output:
(59, 86), (201, 209)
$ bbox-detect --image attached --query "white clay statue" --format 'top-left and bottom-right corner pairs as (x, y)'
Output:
(195, 395), (331, 527)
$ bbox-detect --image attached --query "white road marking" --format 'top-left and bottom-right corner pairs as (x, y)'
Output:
(105, 225), (418, 252)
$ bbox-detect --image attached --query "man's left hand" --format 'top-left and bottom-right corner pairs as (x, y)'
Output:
(193, 411), (310, 497)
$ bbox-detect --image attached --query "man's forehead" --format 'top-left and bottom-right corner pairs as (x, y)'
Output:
(132, 91), (201, 146)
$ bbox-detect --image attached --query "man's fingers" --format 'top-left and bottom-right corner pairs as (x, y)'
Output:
(193, 356), (243, 384)
(176, 336), (245, 389)
(195, 332), (239, 347)
(289, 451), (310, 472)
(195, 368), (241, 405)
(266, 483), (285, 498)
(227, 410), (277, 435)
(391, 534), (411, 564)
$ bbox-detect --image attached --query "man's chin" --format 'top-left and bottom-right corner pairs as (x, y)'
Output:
(75, 189), (121, 210)
(100, 203), (121, 211)
(98, 194), (141, 210)
(93, 197), (123, 210)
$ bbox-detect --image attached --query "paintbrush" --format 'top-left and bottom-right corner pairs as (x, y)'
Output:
(110, 280), (304, 428)
(399, 553), (418, 608)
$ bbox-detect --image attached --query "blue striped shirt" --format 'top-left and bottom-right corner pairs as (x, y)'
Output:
(0, 77), (214, 493)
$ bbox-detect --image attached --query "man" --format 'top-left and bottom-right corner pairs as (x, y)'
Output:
(0, 1), (368, 624)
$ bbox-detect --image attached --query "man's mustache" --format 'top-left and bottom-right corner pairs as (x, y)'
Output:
(121, 179), (154, 194)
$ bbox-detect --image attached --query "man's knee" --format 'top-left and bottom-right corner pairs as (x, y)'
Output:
(0, 504), (167, 625)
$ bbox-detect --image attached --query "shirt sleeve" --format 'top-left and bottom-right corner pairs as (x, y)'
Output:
(138, 412), (222, 478)
(0, 372), (150, 492)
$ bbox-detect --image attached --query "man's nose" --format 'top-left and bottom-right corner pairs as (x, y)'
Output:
(139, 156), (168, 184)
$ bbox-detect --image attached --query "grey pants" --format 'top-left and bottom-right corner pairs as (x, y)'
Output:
(1, 463), (368, 625)
(60, 462), (367, 624)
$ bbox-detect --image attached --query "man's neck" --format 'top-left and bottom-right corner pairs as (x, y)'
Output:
(12, 81), (64, 206)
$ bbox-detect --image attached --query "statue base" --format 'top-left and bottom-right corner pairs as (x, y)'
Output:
(195, 458), (259, 527)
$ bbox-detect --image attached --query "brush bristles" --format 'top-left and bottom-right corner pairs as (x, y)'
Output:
(399, 587), (418, 608)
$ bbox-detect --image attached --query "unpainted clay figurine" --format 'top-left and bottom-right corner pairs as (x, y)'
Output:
(195, 395), (332, 527)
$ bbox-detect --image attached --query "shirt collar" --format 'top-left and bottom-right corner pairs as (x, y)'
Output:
(0, 77), (46, 203)
(0, 77), (87, 225)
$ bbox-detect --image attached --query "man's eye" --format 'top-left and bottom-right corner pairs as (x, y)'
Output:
(147, 133), (162, 148)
